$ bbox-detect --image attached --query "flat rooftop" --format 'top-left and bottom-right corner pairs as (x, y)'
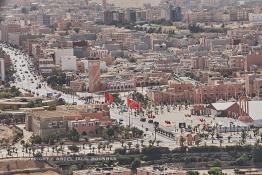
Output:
(31, 110), (79, 119)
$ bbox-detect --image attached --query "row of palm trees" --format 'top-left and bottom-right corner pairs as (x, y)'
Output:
(120, 139), (161, 150)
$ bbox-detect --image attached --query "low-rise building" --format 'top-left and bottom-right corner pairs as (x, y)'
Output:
(73, 167), (131, 175)
(70, 80), (85, 92)
(137, 166), (186, 175)
(26, 110), (78, 138)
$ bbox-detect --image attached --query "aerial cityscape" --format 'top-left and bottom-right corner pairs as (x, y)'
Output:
(0, 0), (262, 174)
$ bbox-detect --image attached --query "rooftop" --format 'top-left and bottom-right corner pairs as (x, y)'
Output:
(31, 110), (79, 119)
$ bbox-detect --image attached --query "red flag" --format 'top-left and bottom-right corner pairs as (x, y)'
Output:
(127, 99), (141, 110)
(105, 92), (114, 103)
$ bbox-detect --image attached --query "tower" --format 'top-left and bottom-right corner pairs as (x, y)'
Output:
(88, 60), (101, 93)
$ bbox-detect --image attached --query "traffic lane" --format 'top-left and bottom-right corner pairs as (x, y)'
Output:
(110, 109), (174, 143)
(2, 45), (85, 104)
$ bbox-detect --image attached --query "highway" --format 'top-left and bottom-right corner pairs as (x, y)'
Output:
(0, 43), (84, 104)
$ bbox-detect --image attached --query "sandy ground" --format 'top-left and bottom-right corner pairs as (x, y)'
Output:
(15, 171), (60, 175)
(0, 160), (53, 172)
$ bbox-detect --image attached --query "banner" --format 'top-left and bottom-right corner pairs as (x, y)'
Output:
(104, 92), (114, 103)
(127, 98), (141, 110)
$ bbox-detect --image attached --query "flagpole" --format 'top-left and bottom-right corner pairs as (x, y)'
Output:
(129, 108), (131, 127)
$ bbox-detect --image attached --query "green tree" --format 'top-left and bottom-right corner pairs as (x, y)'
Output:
(68, 145), (79, 152)
(73, 28), (80, 33)
(68, 128), (80, 141)
(69, 165), (78, 175)
(253, 145), (262, 162)
(131, 158), (141, 170)
(208, 167), (223, 175)
(30, 135), (42, 144)
(236, 153), (249, 165)
(57, 98), (66, 105)
(187, 171), (200, 175)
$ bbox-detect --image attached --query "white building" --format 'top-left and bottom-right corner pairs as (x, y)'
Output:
(61, 56), (77, 71)
(248, 100), (262, 127)
(82, 60), (107, 72)
(54, 48), (74, 65)
(249, 13), (262, 24)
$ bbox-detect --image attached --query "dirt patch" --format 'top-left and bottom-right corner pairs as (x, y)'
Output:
(0, 125), (14, 144)
(0, 160), (51, 172)
(14, 170), (60, 175)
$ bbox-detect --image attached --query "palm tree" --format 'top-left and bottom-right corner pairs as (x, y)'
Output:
(135, 144), (140, 150)
(211, 131), (215, 144)
(140, 140), (144, 147)
(108, 145), (113, 151)
(60, 141), (64, 150)
(56, 147), (59, 156)
(180, 136), (186, 147)
(24, 143), (29, 153)
(32, 147), (36, 155)
(195, 139), (201, 147)
(156, 140), (161, 147)
(153, 122), (159, 141)
(6, 146), (11, 156)
(97, 144), (101, 153)
(127, 142), (132, 150)
(219, 139), (223, 147)
(102, 144), (106, 151)
(20, 140), (25, 146)
(241, 130), (248, 144)
(40, 146), (44, 153)
(149, 140), (153, 146)
(227, 136), (231, 143)
(121, 140), (125, 147)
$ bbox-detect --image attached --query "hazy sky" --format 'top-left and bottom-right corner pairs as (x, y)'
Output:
(92, 0), (161, 8)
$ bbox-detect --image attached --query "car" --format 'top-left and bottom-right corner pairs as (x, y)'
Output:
(72, 102), (77, 105)
(185, 128), (192, 132)
(140, 118), (146, 122)
(119, 119), (124, 122)
(148, 120), (153, 123)
(153, 121), (159, 126)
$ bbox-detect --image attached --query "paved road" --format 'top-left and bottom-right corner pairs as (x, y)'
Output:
(0, 43), (84, 104)
(110, 106), (177, 145)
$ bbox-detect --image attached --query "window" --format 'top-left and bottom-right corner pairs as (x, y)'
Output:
(59, 121), (63, 126)
(52, 121), (57, 126)
(48, 122), (52, 128)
